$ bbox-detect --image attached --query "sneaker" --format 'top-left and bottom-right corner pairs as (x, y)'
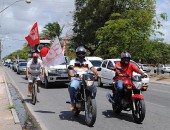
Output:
(70, 104), (75, 111)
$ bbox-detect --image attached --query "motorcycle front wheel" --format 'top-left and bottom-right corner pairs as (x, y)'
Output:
(112, 103), (122, 114)
(85, 96), (97, 127)
(132, 99), (145, 123)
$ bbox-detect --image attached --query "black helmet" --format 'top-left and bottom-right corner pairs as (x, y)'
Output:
(76, 46), (86, 60)
(120, 51), (131, 65)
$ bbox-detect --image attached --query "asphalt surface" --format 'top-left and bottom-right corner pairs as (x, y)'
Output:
(3, 66), (170, 130)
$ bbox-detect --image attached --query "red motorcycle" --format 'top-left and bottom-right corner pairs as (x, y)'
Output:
(106, 70), (148, 123)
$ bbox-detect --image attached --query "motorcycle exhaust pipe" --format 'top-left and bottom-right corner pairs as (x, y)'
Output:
(106, 93), (114, 104)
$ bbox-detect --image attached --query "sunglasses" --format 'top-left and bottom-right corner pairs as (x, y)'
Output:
(77, 52), (86, 55)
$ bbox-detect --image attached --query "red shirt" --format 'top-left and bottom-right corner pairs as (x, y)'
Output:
(114, 62), (139, 80)
(40, 47), (49, 57)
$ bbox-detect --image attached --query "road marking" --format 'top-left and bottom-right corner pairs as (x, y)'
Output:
(149, 88), (170, 94)
(146, 101), (166, 108)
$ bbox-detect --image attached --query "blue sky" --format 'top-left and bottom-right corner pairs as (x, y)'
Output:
(0, 0), (169, 58)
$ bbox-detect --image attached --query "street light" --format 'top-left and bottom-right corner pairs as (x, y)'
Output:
(0, 0), (31, 14)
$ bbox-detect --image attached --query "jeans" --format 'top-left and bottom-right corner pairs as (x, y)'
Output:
(114, 80), (124, 104)
(68, 78), (97, 104)
(69, 78), (81, 104)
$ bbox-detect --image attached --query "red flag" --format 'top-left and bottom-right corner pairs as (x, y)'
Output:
(62, 33), (68, 54)
(45, 35), (49, 40)
(25, 22), (40, 47)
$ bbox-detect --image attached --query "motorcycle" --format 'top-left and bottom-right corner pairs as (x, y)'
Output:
(67, 72), (97, 127)
(106, 68), (148, 123)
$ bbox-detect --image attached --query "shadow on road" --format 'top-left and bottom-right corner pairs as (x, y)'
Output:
(35, 110), (55, 114)
(102, 110), (136, 123)
(59, 111), (86, 126)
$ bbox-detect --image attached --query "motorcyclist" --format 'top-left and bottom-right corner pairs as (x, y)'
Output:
(113, 51), (146, 105)
(68, 46), (100, 111)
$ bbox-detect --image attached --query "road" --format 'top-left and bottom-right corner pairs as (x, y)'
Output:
(3, 66), (170, 130)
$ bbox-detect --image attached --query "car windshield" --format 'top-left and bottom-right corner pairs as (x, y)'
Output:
(165, 64), (170, 67)
(20, 63), (27, 66)
(89, 60), (102, 67)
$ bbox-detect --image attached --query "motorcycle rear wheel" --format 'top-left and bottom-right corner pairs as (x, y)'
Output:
(132, 99), (145, 123)
(85, 97), (97, 127)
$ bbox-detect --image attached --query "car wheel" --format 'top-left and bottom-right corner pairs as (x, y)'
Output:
(161, 70), (164, 74)
(154, 70), (156, 73)
(97, 77), (103, 87)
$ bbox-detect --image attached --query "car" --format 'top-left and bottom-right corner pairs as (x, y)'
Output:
(13, 59), (26, 72)
(154, 64), (170, 74)
(97, 59), (149, 87)
(86, 56), (103, 69)
(17, 62), (27, 75)
(138, 64), (151, 73)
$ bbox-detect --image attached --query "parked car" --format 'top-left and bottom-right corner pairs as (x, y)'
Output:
(154, 64), (170, 74)
(138, 64), (151, 73)
(97, 59), (149, 87)
(17, 62), (27, 75)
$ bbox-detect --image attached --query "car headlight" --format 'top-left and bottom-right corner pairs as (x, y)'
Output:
(85, 80), (94, 87)
(48, 69), (56, 73)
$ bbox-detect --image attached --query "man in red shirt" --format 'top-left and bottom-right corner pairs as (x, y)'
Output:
(113, 51), (145, 104)
(40, 44), (50, 60)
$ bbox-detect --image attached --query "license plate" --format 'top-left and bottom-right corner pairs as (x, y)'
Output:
(60, 74), (68, 77)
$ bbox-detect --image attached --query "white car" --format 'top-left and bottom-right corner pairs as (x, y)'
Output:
(97, 59), (149, 87)
(86, 56), (103, 69)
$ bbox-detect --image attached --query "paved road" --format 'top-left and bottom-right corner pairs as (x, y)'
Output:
(3, 67), (170, 130)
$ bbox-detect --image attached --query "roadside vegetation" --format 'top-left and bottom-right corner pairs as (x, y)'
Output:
(3, 0), (170, 65)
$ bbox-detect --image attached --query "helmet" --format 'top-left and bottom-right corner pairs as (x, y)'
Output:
(76, 46), (86, 60)
(120, 51), (131, 65)
(32, 53), (39, 58)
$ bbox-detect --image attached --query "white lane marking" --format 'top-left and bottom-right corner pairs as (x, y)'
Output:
(146, 101), (166, 108)
(149, 88), (170, 94)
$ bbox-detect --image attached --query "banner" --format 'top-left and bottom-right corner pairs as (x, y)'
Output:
(62, 33), (68, 55)
(42, 36), (65, 67)
(25, 22), (40, 47)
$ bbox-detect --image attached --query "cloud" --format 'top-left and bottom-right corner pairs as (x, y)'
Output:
(0, 0), (74, 58)
(0, 0), (169, 58)
(156, 0), (170, 43)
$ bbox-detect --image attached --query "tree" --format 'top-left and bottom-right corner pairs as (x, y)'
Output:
(96, 0), (156, 59)
(40, 22), (64, 40)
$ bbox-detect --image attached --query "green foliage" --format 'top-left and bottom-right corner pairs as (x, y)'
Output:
(40, 22), (64, 40)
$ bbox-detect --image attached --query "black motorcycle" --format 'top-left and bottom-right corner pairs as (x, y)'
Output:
(67, 73), (97, 127)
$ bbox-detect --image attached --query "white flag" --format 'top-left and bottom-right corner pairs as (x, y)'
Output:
(42, 36), (65, 67)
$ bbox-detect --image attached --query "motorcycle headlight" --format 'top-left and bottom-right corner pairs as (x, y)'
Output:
(132, 81), (143, 90)
(85, 80), (94, 87)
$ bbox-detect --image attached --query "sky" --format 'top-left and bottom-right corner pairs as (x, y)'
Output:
(0, 0), (169, 59)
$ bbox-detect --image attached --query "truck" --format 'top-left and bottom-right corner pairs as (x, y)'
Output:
(43, 56), (70, 88)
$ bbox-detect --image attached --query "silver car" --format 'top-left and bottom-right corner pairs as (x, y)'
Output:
(17, 62), (27, 75)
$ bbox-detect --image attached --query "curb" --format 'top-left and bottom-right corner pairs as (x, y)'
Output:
(2, 67), (20, 124)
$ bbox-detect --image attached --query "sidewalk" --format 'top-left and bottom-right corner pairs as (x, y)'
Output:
(0, 67), (22, 130)
(149, 73), (170, 85)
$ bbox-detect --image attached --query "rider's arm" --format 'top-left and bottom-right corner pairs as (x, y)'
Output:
(26, 67), (29, 78)
(90, 67), (100, 77)
(41, 67), (45, 77)
(68, 65), (75, 77)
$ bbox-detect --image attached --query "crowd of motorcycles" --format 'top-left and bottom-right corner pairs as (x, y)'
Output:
(66, 67), (148, 127)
